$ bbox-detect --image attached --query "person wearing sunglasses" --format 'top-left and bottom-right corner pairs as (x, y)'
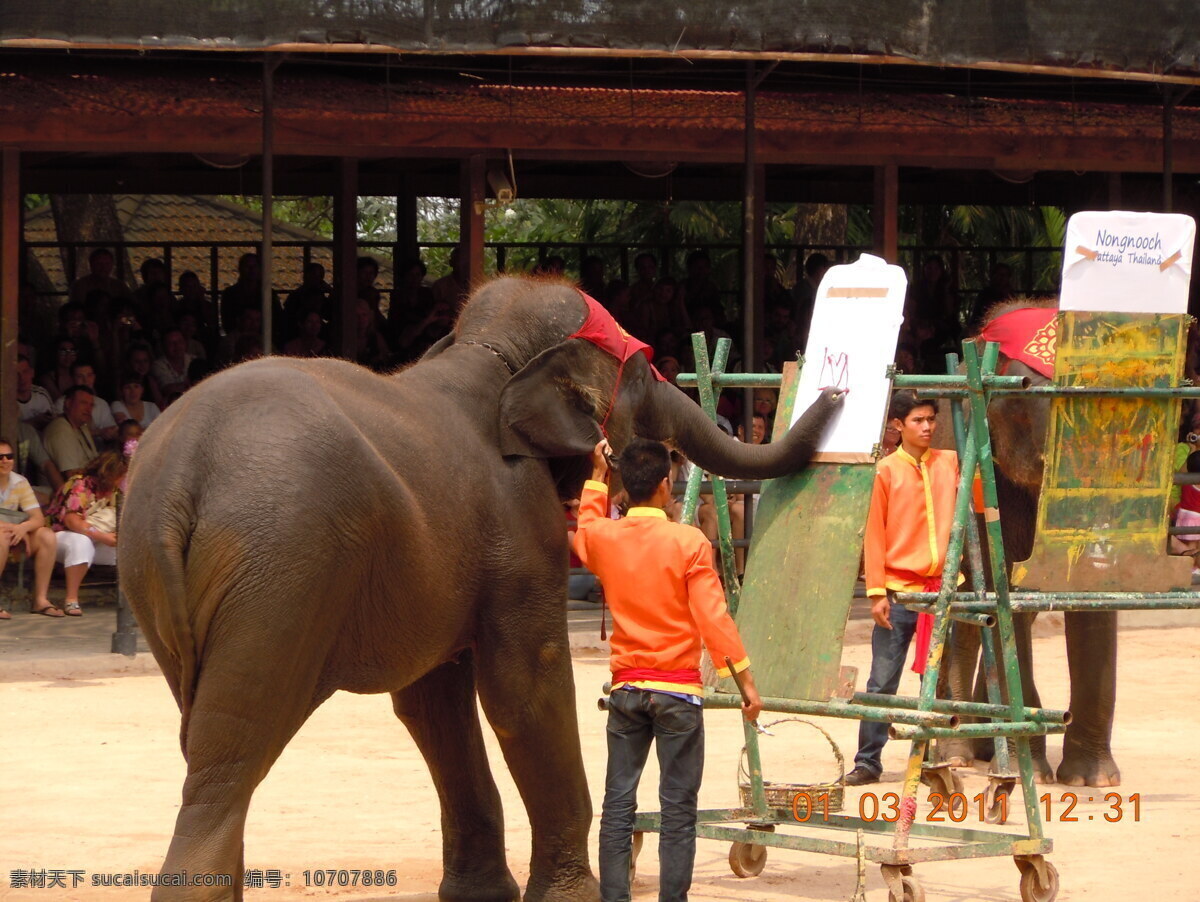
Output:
(0, 436), (62, 618)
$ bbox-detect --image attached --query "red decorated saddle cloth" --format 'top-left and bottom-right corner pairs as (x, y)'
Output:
(569, 291), (666, 381)
(978, 307), (1058, 378)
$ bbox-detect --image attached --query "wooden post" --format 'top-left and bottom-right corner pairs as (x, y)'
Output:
(873, 163), (899, 263)
(396, 179), (419, 262)
(261, 55), (279, 355)
(0, 148), (19, 444)
(334, 158), (359, 359)
(460, 155), (486, 290)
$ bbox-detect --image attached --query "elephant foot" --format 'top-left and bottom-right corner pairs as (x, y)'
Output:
(523, 865), (600, 902)
(1056, 750), (1121, 788)
(439, 867), (521, 902)
(936, 737), (975, 768)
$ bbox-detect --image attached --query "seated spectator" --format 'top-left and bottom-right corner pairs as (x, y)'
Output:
(177, 270), (219, 352)
(232, 333), (264, 365)
(178, 312), (208, 361)
(0, 435), (61, 618)
(125, 343), (165, 408)
(431, 245), (469, 314)
(766, 300), (802, 365)
(357, 256), (383, 315)
(38, 338), (80, 403)
(152, 328), (193, 397)
(354, 298), (392, 371)
(603, 279), (631, 321)
(132, 257), (169, 330)
(395, 298), (454, 361)
(218, 307), (262, 368)
(16, 420), (64, 496)
(43, 386), (99, 479)
(628, 253), (658, 321)
(220, 252), (261, 336)
(679, 249), (721, 317)
(187, 357), (214, 386)
(656, 356), (682, 386)
(69, 247), (132, 307)
(118, 419), (143, 455)
(386, 258), (434, 347)
(284, 262), (331, 336)
(45, 450), (126, 617)
(16, 354), (55, 430)
(111, 371), (162, 429)
(793, 252), (830, 339)
(737, 412), (769, 446)
(283, 311), (328, 358)
(580, 255), (606, 300)
(146, 282), (179, 338)
(53, 362), (119, 446)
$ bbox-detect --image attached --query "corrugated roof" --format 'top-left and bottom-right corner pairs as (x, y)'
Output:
(25, 194), (391, 297)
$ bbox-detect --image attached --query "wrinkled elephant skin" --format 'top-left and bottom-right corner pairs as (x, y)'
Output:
(120, 278), (842, 901)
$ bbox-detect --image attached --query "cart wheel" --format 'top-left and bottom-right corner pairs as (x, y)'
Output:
(629, 831), (644, 883)
(1019, 860), (1060, 902)
(984, 782), (1012, 825)
(926, 769), (968, 819)
(728, 841), (767, 877)
(887, 874), (926, 902)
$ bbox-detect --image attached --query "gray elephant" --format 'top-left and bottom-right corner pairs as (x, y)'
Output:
(120, 277), (842, 901)
(940, 301), (1121, 787)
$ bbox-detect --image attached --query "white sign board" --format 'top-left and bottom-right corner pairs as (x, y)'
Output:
(791, 254), (907, 461)
(1061, 211), (1195, 313)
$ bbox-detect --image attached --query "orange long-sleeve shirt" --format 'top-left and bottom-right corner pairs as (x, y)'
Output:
(572, 480), (749, 696)
(864, 447), (959, 599)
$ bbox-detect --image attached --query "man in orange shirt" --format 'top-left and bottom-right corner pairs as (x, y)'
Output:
(845, 391), (958, 786)
(574, 438), (761, 902)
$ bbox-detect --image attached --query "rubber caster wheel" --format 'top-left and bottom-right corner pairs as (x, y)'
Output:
(1019, 860), (1060, 902)
(629, 831), (644, 882)
(887, 874), (926, 902)
(728, 841), (767, 877)
(925, 768), (967, 819)
(984, 781), (1013, 825)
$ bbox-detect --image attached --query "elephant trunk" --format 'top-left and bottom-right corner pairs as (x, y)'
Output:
(640, 381), (843, 480)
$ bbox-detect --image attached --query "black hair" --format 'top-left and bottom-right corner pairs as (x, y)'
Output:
(686, 249), (711, 266)
(618, 439), (672, 506)
(62, 384), (96, 402)
(88, 247), (113, 263)
(634, 252), (657, 269)
(888, 390), (937, 423)
(805, 253), (830, 277)
(357, 255), (379, 271)
(1188, 450), (1200, 474)
(140, 257), (165, 279)
(57, 300), (85, 322)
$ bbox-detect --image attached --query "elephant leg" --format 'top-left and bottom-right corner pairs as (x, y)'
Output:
(1056, 611), (1121, 787)
(473, 591), (598, 902)
(937, 621), (982, 766)
(1010, 612), (1055, 784)
(391, 653), (521, 902)
(152, 628), (331, 902)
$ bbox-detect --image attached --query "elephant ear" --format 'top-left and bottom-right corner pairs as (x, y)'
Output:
(499, 339), (615, 458)
(419, 332), (456, 362)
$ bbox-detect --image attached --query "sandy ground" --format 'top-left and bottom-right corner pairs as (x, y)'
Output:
(1, 607), (1199, 902)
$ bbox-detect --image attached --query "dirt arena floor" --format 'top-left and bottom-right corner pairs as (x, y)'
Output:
(2, 608), (1198, 901)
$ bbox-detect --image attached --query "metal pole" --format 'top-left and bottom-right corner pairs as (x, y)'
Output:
(261, 54), (279, 354)
(0, 148), (18, 445)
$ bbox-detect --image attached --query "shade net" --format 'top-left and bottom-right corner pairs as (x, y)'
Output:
(1, 1), (1199, 79)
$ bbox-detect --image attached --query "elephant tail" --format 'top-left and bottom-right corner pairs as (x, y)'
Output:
(152, 502), (200, 761)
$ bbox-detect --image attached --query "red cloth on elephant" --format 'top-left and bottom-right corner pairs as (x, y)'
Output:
(570, 291), (666, 382)
(978, 307), (1057, 378)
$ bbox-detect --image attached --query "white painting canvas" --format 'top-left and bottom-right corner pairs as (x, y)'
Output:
(1061, 211), (1195, 314)
(791, 254), (907, 461)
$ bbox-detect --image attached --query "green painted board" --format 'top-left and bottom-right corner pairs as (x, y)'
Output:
(1014, 312), (1191, 592)
(716, 362), (878, 702)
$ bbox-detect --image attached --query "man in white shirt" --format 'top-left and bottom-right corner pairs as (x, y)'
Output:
(52, 362), (118, 444)
(16, 355), (55, 429)
(0, 436), (61, 618)
(152, 327), (193, 397)
(43, 386), (99, 478)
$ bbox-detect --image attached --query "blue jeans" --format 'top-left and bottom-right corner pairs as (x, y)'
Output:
(598, 688), (704, 902)
(854, 599), (919, 776)
(568, 572), (598, 599)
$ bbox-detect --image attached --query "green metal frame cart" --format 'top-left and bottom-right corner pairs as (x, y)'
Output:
(623, 320), (1200, 902)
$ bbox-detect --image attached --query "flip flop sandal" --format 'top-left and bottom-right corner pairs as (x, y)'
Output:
(62, 602), (82, 617)
(31, 604), (65, 618)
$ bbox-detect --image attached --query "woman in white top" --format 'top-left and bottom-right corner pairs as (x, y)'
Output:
(111, 371), (161, 429)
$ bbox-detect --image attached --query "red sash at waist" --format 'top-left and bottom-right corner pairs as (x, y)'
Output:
(613, 667), (703, 685)
(911, 577), (940, 675)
